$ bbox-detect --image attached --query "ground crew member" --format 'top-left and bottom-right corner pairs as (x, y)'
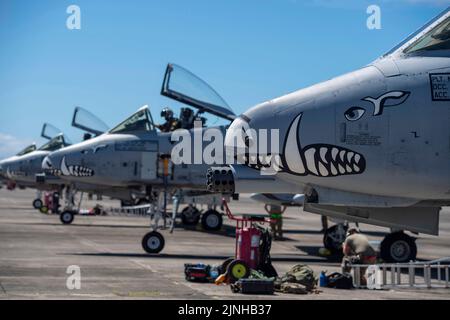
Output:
(156, 107), (180, 132)
(341, 228), (377, 285)
(265, 204), (285, 240)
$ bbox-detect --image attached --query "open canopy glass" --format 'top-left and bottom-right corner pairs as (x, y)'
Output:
(72, 106), (110, 136)
(161, 63), (235, 121)
(109, 106), (155, 134)
(41, 123), (63, 140)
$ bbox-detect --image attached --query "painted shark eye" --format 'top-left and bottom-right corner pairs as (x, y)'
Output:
(345, 107), (365, 121)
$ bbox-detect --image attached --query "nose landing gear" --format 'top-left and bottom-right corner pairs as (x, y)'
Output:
(32, 198), (43, 210)
(141, 231), (165, 254)
(60, 210), (75, 224)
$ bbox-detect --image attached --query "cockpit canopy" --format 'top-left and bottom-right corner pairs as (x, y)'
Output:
(109, 106), (155, 134)
(38, 134), (71, 152)
(16, 144), (37, 156)
(161, 64), (235, 121)
(41, 123), (64, 140)
(384, 7), (450, 57)
(404, 14), (450, 54)
(72, 106), (110, 136)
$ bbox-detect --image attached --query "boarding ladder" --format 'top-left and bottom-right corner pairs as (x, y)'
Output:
(351, 257), (450, 290)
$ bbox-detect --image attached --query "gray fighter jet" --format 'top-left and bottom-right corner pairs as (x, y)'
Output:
(0, 123), (71, 209)
(42, 64), (235, 253)
(207, 8), (450, 263)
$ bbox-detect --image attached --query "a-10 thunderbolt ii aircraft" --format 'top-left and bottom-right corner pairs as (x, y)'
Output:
(207, 8), (450, 263)
(0, 123), (71, 209)
(42, 63), (236, 253)
(42, 106), (166, 220)
(0, 110), (146, 216)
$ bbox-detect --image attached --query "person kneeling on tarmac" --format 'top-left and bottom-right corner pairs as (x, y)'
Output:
(156, 107), (180, 132)
(341, 228), (377, 285)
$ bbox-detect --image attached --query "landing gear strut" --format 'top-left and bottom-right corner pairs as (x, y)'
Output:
(33, 190), (43, 210)
(142, 192), (167, 254)
(59, 186), (77, 225)
(380, 231), (417, 263)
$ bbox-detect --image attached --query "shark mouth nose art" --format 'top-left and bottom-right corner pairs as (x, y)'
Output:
(280, 113), (366, 177)
(240, 113), (366, 177)
(60, 156), (94, 177)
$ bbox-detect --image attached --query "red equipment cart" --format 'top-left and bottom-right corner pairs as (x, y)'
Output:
(221, 198), (273, 283)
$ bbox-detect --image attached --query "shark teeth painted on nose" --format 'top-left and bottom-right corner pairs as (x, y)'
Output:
(60, 157), (94, 177)
(301, 145), (365, 177)
(279, 113), (366, 177)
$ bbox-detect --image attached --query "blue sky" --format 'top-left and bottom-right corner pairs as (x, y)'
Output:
(0, 0), (448, 157)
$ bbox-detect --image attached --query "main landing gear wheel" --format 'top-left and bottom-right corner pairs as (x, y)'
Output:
(323, 224), (348, 254)
(181, 206), (201, 226)
(380, 232), (417, 263)
(33, 199), (43, 209)
(60, 210), (75, 225)
(227, 259), (250, 283)
(142, 231), (165, 254)
(201, 209), (223, 231)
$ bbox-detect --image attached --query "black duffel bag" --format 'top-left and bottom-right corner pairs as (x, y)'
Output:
(326, 272), (354, 289)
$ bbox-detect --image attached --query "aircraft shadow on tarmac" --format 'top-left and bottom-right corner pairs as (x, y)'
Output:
(68, 252), (332, 264)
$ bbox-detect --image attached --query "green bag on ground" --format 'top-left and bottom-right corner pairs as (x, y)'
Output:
(280, 282), (308, 294)
(275, 264), (317, 291)
(249, 269), (276, 281)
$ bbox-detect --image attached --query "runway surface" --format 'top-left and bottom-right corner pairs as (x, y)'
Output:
(0, 188), (449, 299)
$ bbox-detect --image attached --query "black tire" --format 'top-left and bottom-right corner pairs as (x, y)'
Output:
(323, 224), (348, 254)
(181, 206), (201, 225)
(60, 211), (74, 224)
(201, 209), (223, 231)
(220, 257), (234, 275)
(227, 259), (250, 283)
(33, 199), (43, 209)
(380, 232), (417, 263)
(142, 231), (165, 254)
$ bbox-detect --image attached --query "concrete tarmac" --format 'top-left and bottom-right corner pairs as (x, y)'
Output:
(0, 188), (449, 299)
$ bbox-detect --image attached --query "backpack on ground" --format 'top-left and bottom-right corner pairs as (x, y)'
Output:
(276, 264), (317, 291)
(326, 272), (354, 289)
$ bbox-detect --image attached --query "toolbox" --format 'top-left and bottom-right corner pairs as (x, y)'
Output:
(231, 279), (274, 294)
(184, 263), (211, 282)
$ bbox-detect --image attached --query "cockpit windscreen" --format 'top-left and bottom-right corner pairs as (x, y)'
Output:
(39, 135), (70, 151)
(16, 144), (37, 156)
(404, 15), (450, 54)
